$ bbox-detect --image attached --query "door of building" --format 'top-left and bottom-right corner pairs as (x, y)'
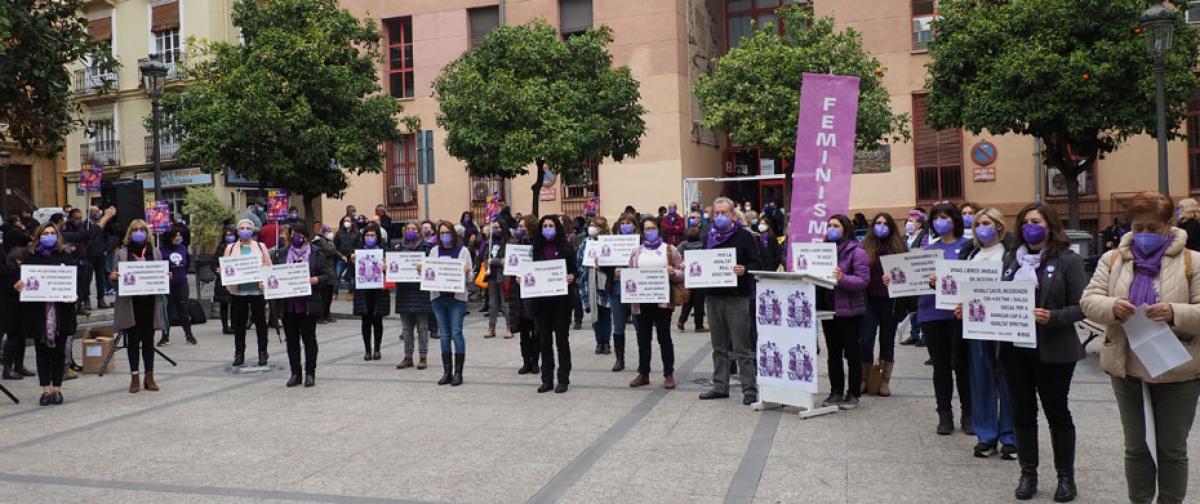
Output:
(1, 164), (33, 215)
(759, 179), (786, 211)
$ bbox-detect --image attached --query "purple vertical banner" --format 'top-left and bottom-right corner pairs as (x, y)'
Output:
(786, 73), (860, 270)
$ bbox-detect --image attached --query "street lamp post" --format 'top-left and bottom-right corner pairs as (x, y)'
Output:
(139, 56), (170, 202)
(0, 150), (10, 216)
(1141, 0), (1176, 195)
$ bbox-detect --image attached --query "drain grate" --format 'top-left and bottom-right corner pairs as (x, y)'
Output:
(227, 364), (287, 374)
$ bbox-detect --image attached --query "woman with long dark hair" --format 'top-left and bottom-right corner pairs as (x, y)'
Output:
(394, 221), (432, 370)
(627, 215), (684, 389)
(859, 212), (908, 397)
(482, 220), (511, 338)
(606, 213), (639, 372)
(509, 215), (540, 374)
(14, 223), (78, 405)
(427, 220), (472, 386)
(112, 219), (166, 393)
(353, 224), (390, 361)
(334, 215), (360, 300)
(818, 214), (870, 409)
(460, 211), (479, 249)
(159, 226), (195, 346)
(530, 215), (577, 393)
(1001, 203), (1085, 501)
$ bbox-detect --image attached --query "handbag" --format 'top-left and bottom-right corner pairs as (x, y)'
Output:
(670, 282), (689, 307)
(474, 264), (489, 289)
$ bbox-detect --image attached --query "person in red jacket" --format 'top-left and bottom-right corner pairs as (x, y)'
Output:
(661, 202), (686, 246)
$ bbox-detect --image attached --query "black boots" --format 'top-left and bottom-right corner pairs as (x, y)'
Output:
(611, 334), (625, 372)
(1051, 427), (1077, 502)
(2, 363), (22, 380)
(258, 351), (268, 366)
(233, 352), (245, 367)
(451, 354), (464, 387)
(936, 411), (954, 435)
(287, 375), (302, 387)
(1015, 427), (1039, 500)
(438, 353), (453, 386)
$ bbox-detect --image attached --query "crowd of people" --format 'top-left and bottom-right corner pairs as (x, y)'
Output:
(2, 190), (1199, 503)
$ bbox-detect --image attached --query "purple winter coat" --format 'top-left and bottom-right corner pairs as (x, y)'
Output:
(831, 239), (870, 317)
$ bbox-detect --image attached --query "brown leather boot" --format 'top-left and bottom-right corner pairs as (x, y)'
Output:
(129, 375), (140, 394)
(861, 363), (871, 395)
(663, 375), (677, 389)
(417, 357), (428, 370)
(144, 373), (159, 391)
(878, 362), (894, 397)
(867, 363), (883, 395)
(396, 357), (414, 369)
(628, 374), (650, 387)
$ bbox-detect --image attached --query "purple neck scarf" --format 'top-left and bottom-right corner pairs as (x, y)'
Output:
(35, 244), (54, 257)
(1129, 234), (1172, 306)
(288, 244), (311, 264)
(707, 221), (739, 248)
(643, 235), (664, 250)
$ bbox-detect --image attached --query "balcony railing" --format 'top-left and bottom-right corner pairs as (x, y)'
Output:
(80, 141), (121, 166)
(144, 135), (181, 162)
(138, 51), (186, 83)
(73, 67), (119, 95)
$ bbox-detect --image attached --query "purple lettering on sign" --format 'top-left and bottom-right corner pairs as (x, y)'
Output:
(787, 74), (860, 268)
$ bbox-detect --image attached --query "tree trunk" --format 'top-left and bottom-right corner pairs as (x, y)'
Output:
(1063, 166), (1081, 230)
(303, 194), (316, 232)
(1040, 134), (1094, 230)
(530, 159), (545, 217)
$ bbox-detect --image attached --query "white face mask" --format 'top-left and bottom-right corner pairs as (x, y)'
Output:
(587, 226), (598, 237)
(758, 223), (768, 233)
(342, 222), (351, 229)
(325, 232), (334, 240)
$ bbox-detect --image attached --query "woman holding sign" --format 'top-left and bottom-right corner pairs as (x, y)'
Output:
(1083, 191), (1200, 504)
(112, 220), (165, 393)
(606, 214), (640, 372)
(353, 224), (390, 361)
(1000, 203), (1085, 502)
(394, 222), (433, 370)
(817, 215), (870, 410)
(627, 216), (684, 389)
(578, 216), (613, 355)
(530, 215), (577, 394)
(859, 213), (908, 397)
(509, 215), (540, 375)
(13, 224), (77, 405)
(159, 227), (195, 346)
(226, 219), (272, 367)
(427, 221), (472, 386)
(273, 228), (326, 388)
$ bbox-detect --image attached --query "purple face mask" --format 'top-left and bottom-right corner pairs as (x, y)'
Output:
(440, 233), (454, 247)
(404, 230), (419, 241)
(873, 223), (890, 238)
(364, 236), (378, 248)
(291, 235), (306, 247)
(1022, 223), (1047, 245)
(542, 227), (557, 240)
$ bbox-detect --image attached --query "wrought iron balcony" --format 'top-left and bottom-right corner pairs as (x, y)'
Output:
(74, 66), (119, 95)
(144, 135), (181, 162)
(80, 141), (121, 166)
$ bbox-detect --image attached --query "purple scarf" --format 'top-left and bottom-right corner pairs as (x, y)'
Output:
(707, 221), (739, 248)
(288, 244), (311, 264)
(1129, 234), (1173, 306)
(642, 235), (664, 250)
(35, 243), (54, 257)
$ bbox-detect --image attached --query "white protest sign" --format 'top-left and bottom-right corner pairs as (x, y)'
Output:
(263, 262), (313, 300)
(355, 249), (385, 289)
(596, 235), (640, 267)
(935, 259), (1002, 310)
(219, 254), (264, 286)
(117, 260), (170, 296)
(518, 259), (569, 299)
(420, 257), (466, 293)
(880, 250), (942, 297)
(684, 249), (737, 289)
(385, 252), (424, 283)
(755, 277), (819, 393)
(962, 281), (1037, 346)
(1123, 306), (1192, 378)
(581, 240), (601, 266)
(19, 265), (77, 302)
(503, 244), (533, 276)
(619, 268), (669, 304)
(790, 242), (837, 283)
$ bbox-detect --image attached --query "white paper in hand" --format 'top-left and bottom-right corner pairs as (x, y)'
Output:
(1122, 306), (1191, 378)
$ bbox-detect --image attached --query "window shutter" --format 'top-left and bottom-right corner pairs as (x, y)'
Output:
(152, 1), (180, 32)
(559, 0), (593, 34)
(88, 17), (112, 41)
(912, 94), (939, 167)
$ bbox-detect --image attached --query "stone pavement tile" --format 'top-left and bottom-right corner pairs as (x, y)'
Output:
(753, 451), (848, 503)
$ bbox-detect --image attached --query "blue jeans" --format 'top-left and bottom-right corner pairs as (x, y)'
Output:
(610, 288), (628, 336)
(969, 339), (1015, 446)
(432, 297), (467, 354)
(860, 297), (898, 363)
(593, 306), (611, 344)
(335, 260), (355, 294)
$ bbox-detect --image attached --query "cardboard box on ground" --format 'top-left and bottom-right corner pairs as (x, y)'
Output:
(82, 327), (116, 374)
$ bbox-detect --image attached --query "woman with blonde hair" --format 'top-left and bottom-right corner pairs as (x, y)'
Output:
(1175, 197), (1200, 252)
(1083, 191), (1200, 504)
(111, 219), (166, 393)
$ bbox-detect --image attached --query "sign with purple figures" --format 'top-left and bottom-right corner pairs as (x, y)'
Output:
(619, 267), (669, 304)
(596, 235), (640, 267)
(262, 262), (312, 301)
(117, 260), (169, 296)
(755, 277), (818, 393)
(145, 200), (172, 233)
(419, 257), (466, 293)
(354, 249), (385, 290)
(219, 254), (264, 286)
(789, 242), (837, 283)
(683, 249), (737, 289)
(880, 250), (942, 298)
(962, 281), (1037, 346)
(385, 252), (424, 283)
(502, 244), (533, 277)
(580, 240), (601, 267)
(935, 259), (1002, 310)
(19, 265), (77, 302)
(518, 259), (568, 299)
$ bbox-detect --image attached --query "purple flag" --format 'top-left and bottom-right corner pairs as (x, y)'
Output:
(786, 74), (859, 269)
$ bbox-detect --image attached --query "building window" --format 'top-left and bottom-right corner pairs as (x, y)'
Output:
(912, 0), (936, 51)
(559, 0), (592, 38)
(1187, 1), (1200, 23)
(912, 94), (962, 202)
(469, 6), (500, 48)
(386, 135), (420, 220)
(384, 17), (414, 99)
(725, 0), (806, 48)
(469, 175), (506, 219)
(83, 118), (119, 166)
(561, 160), (599, 218)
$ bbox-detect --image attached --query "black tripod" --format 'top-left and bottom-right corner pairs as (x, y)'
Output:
(98, 329), (177, 377)
(0, 382), (16, 404)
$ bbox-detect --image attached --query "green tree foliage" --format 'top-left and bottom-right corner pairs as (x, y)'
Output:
(693, 4), (910, 161)
(183, 186), (234, 254)
(163, 0), (411, 224)
(0, 0), (117, 153)
(926, 0), (1199, 228)
(434, 21), (646, 216)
